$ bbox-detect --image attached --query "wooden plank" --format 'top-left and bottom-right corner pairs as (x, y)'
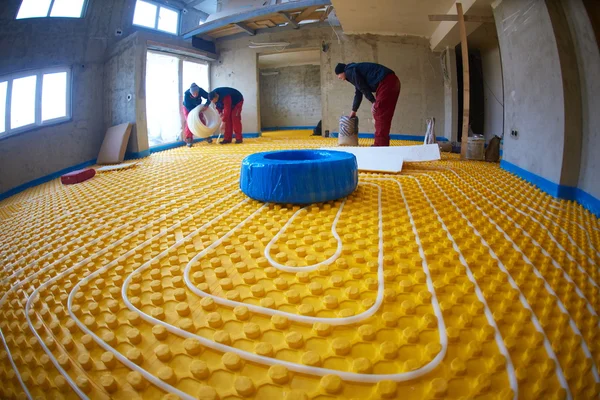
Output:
(295, 6), (319, 22)
(211, 26), (244, 38)
(247, 12), (280, 22)
(269, 15), (288, 24)
(457, 2), (470, 159)
(246, 22), (262, 29)
(234, 22), (256, 35)
(256, 19), (277, 27)
(428, 14), (494, 23)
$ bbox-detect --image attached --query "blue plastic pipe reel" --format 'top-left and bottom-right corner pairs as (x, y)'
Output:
(240, 150), (358, 204)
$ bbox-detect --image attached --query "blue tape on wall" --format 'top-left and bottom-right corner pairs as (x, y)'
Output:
(501, 160), (600, 217)
(329, 132), (449, 142)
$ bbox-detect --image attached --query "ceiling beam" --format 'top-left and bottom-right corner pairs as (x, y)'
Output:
(235, 22), (256, 35)
(295, 6), (319, 22)
(279, 12), (299, 28)
(429, 14), (494, 23)
(182, 0), (331, 38)
(429, 0), (478, 51)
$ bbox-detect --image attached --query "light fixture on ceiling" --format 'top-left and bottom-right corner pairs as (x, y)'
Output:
(260, 71), (280, 76)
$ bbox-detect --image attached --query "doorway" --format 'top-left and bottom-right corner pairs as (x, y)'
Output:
(145, 51), (210, 148)
(457, 22), (504, 143)
(258, 49), (321, 131)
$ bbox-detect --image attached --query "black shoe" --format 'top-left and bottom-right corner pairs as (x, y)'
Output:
(220, 140), (232, 145)
(186, 142), (193, 148)
(206, 138), (213, 144)
(235, 139), (243, 144)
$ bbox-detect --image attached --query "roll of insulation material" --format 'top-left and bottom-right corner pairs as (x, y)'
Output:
(338, 116), (359, 146)
(187, 105), (220, 138)
(240, 150), (358, 204)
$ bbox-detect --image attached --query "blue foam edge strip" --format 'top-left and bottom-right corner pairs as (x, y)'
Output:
(500, 160), (600, 217)
(0, 133), (263, 202)
(329, 132), (449, 142)
(262, 126), (315, 131)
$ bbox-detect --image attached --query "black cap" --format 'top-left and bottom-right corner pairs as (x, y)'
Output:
(335, 63), (346, 75)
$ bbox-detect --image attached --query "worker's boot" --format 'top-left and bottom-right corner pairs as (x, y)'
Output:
(235, 139), (243, 144)
(219, 140), (232, 145)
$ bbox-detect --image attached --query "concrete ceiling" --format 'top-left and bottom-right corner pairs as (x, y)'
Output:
(330, 0), (457, 37)
(467, 22), (499, 51)
(258, 49), (321, 69)
(330, 0), (496, 51)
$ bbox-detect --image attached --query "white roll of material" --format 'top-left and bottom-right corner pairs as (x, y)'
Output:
(187, 105), (220, 138)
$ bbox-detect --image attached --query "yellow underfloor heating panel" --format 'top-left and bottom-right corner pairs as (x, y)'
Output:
(0, 130), (599, 400)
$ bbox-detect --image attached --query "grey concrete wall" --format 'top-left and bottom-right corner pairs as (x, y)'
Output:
(495, 0), (584, 188)
(563, 0), (600, 199)
(482, 46), (504, 142)
(104, 34), (139, 152)
(213, 28), (445, 136)
(259, 65), (321, 128)
(494, 0), (568, 184)
(0, 0), (204, 194)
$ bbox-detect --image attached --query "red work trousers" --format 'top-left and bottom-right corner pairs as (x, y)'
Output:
(372, 73), (401, 147)
(182, 105), (206, 141)
(218, 96), (244, 142)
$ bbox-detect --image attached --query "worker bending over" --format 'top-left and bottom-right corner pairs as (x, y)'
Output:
(204, 87), (244, 144)
(183, 83), (211, 146)
(335, 62), (401, 147)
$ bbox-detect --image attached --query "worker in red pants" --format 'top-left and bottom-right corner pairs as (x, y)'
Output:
(335, 62), (401, 147)
(182, 83), (212, 146)
(203, 87), (244, 144)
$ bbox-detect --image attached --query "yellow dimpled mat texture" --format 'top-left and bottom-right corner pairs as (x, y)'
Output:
(1, 130), (599, 400)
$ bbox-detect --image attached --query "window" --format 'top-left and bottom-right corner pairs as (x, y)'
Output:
(42, 72), (68, 122)
(16, 0), (87, 19)
(133, 0), (179, 34)
(145, 51), (210, 147)
(182, 61), (209, 95)
(0, 67), (71, 138)
(0, 82), (7, 135)
(11, 76), (37, 130)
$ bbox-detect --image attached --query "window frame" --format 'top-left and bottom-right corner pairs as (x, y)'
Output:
(0, 66), (72, 140)
(132, 0), (181, 35)
(15, 0), (90, 20)
(145, 49), (211, 148)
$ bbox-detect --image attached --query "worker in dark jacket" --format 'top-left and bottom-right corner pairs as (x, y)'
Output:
(204, 87), (244, 144)
(335, 62), (401, 146)
(182, 83), (211, 145)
